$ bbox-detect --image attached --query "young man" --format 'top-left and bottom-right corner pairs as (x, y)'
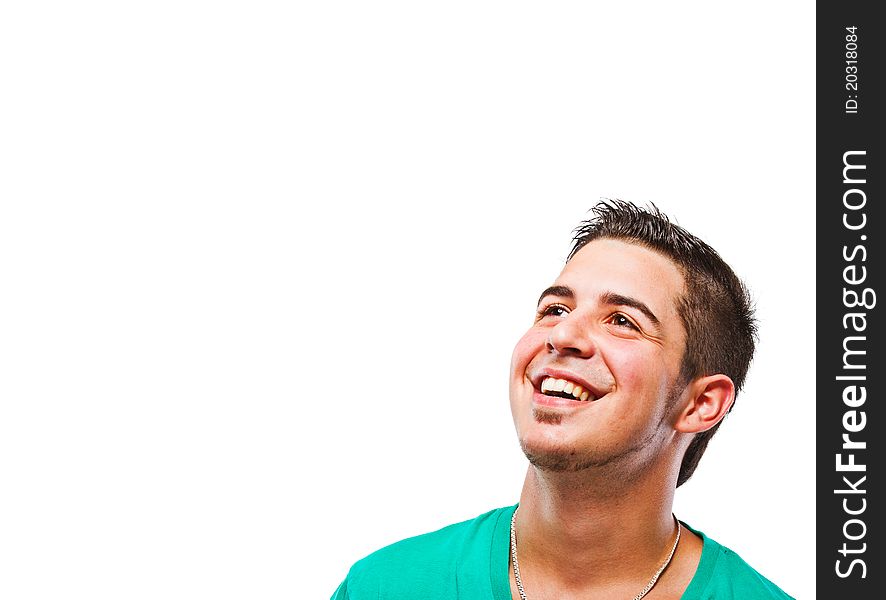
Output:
(332, 200), (793, 599)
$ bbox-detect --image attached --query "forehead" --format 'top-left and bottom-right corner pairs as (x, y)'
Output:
(556, 238), (686, 317)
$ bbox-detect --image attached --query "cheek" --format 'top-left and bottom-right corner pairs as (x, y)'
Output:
(510, 328), (546, 380)
(605, 343), (671, 394)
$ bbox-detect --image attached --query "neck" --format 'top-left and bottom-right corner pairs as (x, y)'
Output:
(514, 464), (679, 592)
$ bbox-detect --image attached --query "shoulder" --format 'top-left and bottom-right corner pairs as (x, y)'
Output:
(332, 506), (515, 599)
(352, 506), (508, 572)
(683, 524), (795, 600)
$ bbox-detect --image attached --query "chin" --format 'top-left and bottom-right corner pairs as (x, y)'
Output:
(531, 406), (566, 425)
(518, 432), (589, 473)
(522, 446), (594, 473)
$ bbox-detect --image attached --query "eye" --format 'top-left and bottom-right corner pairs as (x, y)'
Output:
(608, 313), (639, 330)
(536, 303), (569, 320)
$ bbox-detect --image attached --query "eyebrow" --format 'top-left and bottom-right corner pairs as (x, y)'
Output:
(536, 285), (575, 307)
(536, 286), (662, 328)
(600, 291), (661, 327)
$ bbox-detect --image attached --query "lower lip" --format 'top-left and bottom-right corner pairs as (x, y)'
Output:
(532, 390), (593, 408)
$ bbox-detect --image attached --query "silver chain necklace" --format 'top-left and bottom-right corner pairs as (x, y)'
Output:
(509, 508), (682, 600)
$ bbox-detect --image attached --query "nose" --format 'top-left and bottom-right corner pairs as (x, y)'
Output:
(546, 315), (596, 358)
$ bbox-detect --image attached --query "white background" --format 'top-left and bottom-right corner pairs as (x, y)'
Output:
(1, 2), (814, 599)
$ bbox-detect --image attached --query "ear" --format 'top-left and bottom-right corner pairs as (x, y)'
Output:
(674, 374), (735, 434)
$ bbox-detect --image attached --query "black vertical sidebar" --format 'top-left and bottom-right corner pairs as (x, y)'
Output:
(817, 2), (884, 596)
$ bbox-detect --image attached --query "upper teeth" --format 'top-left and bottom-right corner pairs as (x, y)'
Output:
(540, 377), (592, 401)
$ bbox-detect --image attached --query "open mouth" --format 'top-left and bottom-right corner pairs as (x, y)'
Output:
(539, 376), (596, 402)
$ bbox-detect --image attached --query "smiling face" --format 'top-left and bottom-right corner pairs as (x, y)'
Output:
(509, 238), (690, 476)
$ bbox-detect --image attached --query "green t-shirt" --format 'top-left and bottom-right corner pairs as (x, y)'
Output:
(331, 505), (794, 599)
